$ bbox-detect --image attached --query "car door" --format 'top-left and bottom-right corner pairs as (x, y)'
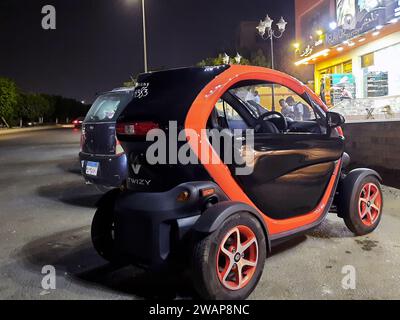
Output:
(221, 81), (345, 220)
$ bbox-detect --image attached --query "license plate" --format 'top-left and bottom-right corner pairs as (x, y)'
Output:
(86, 161), (99, 176)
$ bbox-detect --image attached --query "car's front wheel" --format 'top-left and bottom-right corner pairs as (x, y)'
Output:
(191, 212), (266, 300)
(339, 176), (383, 236)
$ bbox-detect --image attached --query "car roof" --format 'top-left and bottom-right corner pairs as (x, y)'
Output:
(110, 87), (135, 92)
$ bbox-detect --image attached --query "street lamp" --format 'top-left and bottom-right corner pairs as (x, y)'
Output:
(257, 14), (287, 111)
(126, 0), (148, 73)
(223, 53), (230, 65)
(256, 15), (287, 70)
(141, 0), (148, 73)
(234, 53), (242, 64)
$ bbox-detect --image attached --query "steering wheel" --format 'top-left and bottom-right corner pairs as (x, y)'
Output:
(256, 111), (287, 133)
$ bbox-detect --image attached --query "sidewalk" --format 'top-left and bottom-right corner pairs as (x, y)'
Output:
(0, 124), (74, 136)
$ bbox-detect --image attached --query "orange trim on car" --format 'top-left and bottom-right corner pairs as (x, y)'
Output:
(185, 65), (342, 235)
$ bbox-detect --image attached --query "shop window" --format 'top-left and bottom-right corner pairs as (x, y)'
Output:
(320, 60), (352, 77)
(364, 71), (389, 98)
(343, 61), (353, 73)
(361, 43), (400, 98)
(319, 60), (355, 107)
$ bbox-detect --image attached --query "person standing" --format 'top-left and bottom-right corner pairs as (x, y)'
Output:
(286, 96), (303, 121)
(254, 91), (261, 104)
(286, 96), (312, 121)
(279, 99), (294, 118)
(320, 78), (327, 105)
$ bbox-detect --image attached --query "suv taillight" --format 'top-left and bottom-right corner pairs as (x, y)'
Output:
(115, 137), (124, 155)
(116, 121), (159, 136)
(80, 128), (85, 152)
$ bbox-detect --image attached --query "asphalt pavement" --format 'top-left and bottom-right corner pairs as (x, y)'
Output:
(0, 128), (399, 300)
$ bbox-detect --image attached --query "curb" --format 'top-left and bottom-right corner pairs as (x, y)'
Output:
(0, 125), (74, 136)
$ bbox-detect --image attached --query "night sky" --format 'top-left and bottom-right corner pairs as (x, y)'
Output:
(0, 0), (294, 103)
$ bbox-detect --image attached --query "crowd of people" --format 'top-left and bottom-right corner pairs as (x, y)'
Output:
(236, 86), (314, 122)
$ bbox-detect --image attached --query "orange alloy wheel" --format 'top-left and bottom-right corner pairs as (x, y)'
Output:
(358, 183), (382, 227)
(216, 225), (258, 291)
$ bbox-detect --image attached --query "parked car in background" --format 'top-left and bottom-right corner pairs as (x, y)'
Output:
(72, 117), (85, 128)
(79, 87), (134, 192)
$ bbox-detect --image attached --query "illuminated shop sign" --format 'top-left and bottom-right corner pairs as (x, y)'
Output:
(326, 0), (398, 46)
(393, 0), (400, 17)
(385, 0), (400, 19)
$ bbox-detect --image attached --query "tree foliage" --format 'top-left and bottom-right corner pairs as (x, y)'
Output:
(197, 51), (268, 68)
(49, 95), (89, 120)
(123, 78), (137, 88)
(250, 49), (270, 67)
(15, 93), (51, 121)
(0, 77), (18, 124)
(0, 76), (89, 126)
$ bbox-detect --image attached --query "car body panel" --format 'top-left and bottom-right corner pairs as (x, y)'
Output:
(81, 122), (117, 155)
(184, 65), (345, 236)
(79, 152), (128, 187)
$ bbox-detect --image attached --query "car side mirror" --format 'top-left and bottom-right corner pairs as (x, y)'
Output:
(326, 112), (345, 128)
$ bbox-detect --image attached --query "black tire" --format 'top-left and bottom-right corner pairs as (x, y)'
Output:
(338, 176), (383, 236)
(191, 212), (266, 300)
(91, 204), (116, 262)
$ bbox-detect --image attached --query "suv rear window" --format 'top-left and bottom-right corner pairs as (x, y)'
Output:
(85, 92), (132, 123)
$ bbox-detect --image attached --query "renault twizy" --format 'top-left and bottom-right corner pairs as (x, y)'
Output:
(91, 65), (383, 300)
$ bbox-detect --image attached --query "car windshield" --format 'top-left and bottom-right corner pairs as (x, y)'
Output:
(84, 92), (132, 123)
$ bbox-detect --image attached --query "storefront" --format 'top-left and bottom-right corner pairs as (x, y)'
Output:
(295, 0), (400, 119)
(315, 29), (400, 104)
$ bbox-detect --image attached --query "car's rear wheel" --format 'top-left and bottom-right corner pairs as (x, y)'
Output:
(91, 204), (116, 262)
(339, 176), (383, 236)
(191, 212), (266, 300)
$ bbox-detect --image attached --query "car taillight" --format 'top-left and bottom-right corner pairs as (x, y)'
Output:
(115, 137), (124, 155)
(80, 133), (84, 152)
(80, 126), (85, 152)
(116, 121), (159, 136)
(73, 120), (78, 124)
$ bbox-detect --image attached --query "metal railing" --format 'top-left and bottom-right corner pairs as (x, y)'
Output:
(331, 95), (400, 122)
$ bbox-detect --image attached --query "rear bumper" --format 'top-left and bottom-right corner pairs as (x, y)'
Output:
(79, 152), (128, 188)
(112, 182), (227, 270)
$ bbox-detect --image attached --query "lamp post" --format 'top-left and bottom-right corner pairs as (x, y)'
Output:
(256, 15), (287, 110)
(141, 0), (148, 73)
(126, 0), (148, 73)
(256, 15), (287, 70)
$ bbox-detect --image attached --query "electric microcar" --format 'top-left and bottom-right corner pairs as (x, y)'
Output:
(91, 65), (383, 300)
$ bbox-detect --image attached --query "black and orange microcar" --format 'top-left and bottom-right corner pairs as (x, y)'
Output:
(91, 65), (383, 300)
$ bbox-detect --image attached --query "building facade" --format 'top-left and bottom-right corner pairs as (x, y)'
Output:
(294, 0), (400, 119)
